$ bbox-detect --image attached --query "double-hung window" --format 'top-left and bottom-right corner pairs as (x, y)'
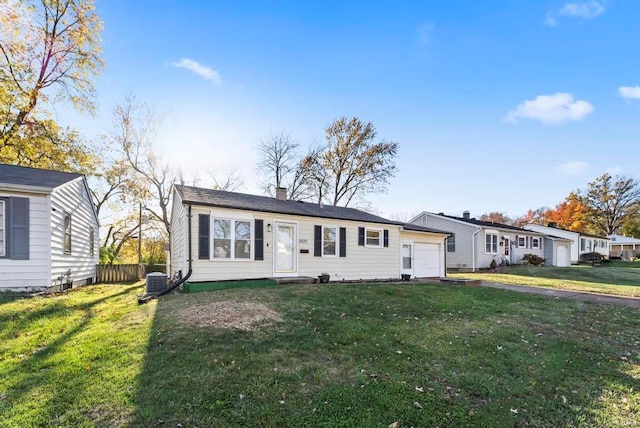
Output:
(518, 236), (526, 248)
(446, 235), (455, 252)
(323, 226), (337, 256)
(213, 218), (252, 259)
(365, 228), (382, 247)
(485, 233), (498, 254)
(531, 237), (540, 249)
(0, 200), (5, 257)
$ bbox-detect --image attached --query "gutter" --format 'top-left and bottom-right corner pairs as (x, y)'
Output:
(471, 228), (481, 272)
(138, 204), (193, 304)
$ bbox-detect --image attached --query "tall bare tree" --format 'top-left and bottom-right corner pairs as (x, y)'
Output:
(111, 97), (175, 236)
(316, 117), (399, 207)
(256, 132), (315, 200)
(582, 173), (640, 235)
(209, 167), (245, 192)
(0, 0), (103, 167)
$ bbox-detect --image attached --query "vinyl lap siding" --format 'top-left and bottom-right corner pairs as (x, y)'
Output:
(169, 192), (187, 278)
(50, 178), (99, 287)
(0, 191), (49, 291)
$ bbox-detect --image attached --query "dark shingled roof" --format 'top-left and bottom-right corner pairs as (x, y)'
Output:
(434, 213), (544, 234)
(0, 163), (81, 188)
(177, 185), (448, 234)
(402, 223), (452, 235)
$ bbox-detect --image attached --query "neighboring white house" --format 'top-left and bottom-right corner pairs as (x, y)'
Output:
(524, 223), (610, 263)
(0, 164), (99, 292)
(169, 185), (450, 283)
(608, 234), (640, 260)
(409, 211), (554, 271)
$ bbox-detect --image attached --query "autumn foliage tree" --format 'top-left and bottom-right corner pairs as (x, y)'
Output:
(479, 212), (513, 225)
(581, 173), (640, 235)
(0, 0), (103, 170)
(543, 192), (588, 232)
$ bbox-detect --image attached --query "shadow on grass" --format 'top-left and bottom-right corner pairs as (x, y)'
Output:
(131, 283), (640, 427)
(0, 283), (143, 425)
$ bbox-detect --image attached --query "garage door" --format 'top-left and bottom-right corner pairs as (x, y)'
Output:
(557, 245), (569, 267)
(414, 243), (441, 278)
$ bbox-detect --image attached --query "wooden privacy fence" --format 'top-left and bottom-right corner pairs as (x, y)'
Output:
(96, 264), (145, 283)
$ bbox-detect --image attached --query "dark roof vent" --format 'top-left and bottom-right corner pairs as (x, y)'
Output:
(462, 211), (470, 220)
(547, 222), (557, 228)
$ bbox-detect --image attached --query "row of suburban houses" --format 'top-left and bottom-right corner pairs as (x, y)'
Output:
(0, 163), (627, 291)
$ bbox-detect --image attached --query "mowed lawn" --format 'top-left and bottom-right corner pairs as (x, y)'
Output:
(449, 264), (640, 297)
(1, 282), (639, 427)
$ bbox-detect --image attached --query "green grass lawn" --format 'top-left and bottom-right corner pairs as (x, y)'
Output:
(1, 282), (639, 427)
(449, 265), (640, 297)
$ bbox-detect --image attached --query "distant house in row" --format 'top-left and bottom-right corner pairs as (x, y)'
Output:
(0, 164), (99, 292)
(524, 223), (610, 263)
(608, 234), (640, 260)
(409, 211), (570, 271)
(169, 185), (451, 283)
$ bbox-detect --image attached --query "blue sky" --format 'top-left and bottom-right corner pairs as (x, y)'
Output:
(67, 0), (640, 219)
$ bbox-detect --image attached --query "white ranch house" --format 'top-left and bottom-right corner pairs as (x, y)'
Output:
(0, 164), (99, 292)
(409, 211), (570, 271)
(169, 186), (450, 283)
(524, 223), (610, 263)
(608, 234), (640, 260)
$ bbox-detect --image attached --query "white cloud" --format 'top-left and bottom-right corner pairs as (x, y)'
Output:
(619, 86), (640, 100)
(504, 93), (594, 124)
(559, 1), (605, 19)
(556, 161), (591, 175)
(416, 23), (434, 47)
(545, 1), (605, 26)
(171, 58), (222, 84)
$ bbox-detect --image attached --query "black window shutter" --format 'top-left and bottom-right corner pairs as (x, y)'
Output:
(339, 227), (346, 257)
(198, 214), (210, 259)
(9, 197), (29, 260)
(358, 227), (365, 246)
(254, 219), (264, 261)
(383, 229), (389, 247)
(314, 225), (322, 257)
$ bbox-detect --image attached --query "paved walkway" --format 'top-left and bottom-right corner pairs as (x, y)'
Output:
(481, 282), (640, 308)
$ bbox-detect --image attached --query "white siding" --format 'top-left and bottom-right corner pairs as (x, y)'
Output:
(50, 178), (99, 287)
(410, 214), (477, 271)
(0, 191), (50, 291)
(169, 191), (187, 278)
(174, 205), (411, 282)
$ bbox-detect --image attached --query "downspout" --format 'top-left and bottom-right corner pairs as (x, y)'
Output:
(138, 204), (193, 304)
(471, 228), (481, 272)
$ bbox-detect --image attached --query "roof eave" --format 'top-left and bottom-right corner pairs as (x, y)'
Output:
(0, 183), (53, 194)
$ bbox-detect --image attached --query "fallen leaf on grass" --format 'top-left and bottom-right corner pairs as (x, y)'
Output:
(388, 422), (399, 428)
(413, 401), (423, 410)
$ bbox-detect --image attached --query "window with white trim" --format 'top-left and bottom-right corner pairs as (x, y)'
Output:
(485, 233), (498, 254)
(323, 226), (337, 256)
(64, 213), (72, 254)
(365, 228), (382, 247)
(0, 200), (5, 257)
(213, 218), (252, 259)
(517, 236), (526, 248)
(446, 235), (455, 252)
(531, 237), (540, 249)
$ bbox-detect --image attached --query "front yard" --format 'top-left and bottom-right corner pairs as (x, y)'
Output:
(1, 282), (639, 426)
(449, 264), (640, 297)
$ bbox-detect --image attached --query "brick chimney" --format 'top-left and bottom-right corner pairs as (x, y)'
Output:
(275, 187), (287, 201)
(462, 211), (471, 220)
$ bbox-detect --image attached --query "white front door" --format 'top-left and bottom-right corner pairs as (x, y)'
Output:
(274, 222), (297, 276)
(414, 243), (441, 278)
(401, 242), (413, 276)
